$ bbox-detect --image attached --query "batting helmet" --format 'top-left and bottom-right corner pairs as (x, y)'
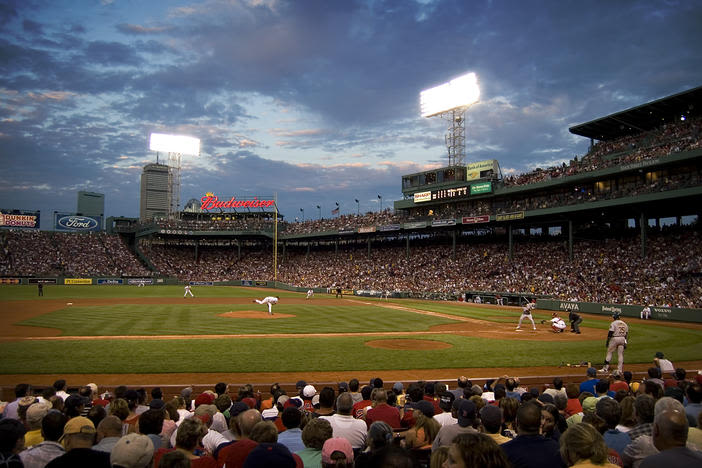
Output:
(612, 313), (621, 320)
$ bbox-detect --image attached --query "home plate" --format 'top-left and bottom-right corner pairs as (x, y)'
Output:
(66, 303), (73, 306)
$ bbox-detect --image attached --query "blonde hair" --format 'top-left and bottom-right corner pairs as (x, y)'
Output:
(559, 423), (609, 466)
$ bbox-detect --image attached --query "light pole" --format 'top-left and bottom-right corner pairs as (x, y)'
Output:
(335, 202), (339, 216)
(317, 205), (321, 219)
(355, 199), (359, 216)
(377, 194), (383, 211)
(300, 207), (304, 221)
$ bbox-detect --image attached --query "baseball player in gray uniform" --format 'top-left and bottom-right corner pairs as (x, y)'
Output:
(516, 300), (537, 331)
(600, 312), (628, 373)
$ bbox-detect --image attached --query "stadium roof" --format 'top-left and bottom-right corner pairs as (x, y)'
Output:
(569, 85), (702, 141)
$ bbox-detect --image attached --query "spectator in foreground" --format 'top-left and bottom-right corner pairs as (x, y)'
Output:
(320, 392), (367, 451)
(501, 402), (563, 468)
(446, 432), (511, 468)
(19, 410), (67, 468)
(295, 417), (333, 468)
(432, 399), (478, 450)
(640, 409), (702, 466)
(92, 415), (124, 454)
(46, 416), (111, 467)
(321, 437), (354, 468)
(110, 433), (154, 468)
(0, 418), (26, 468)
(559, 422), (619, 467)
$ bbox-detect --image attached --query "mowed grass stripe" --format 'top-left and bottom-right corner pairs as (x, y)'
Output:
(16, 304), (454, 336)
(2, 332), (701, 374)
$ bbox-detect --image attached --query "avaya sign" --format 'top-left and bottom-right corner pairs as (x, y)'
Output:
(200, 194), (275, 211)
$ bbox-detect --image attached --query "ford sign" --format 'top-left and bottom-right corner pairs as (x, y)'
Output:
(56, 215), (100, 231)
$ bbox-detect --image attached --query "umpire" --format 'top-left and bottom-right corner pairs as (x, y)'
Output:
(569, 311), (582, 334)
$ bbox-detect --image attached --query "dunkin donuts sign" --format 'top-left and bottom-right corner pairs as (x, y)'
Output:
(0, 210), (40, 229)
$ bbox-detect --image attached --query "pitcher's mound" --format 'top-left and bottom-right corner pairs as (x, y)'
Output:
(366, 339), (452, 350)
(218, 311), (295, 319)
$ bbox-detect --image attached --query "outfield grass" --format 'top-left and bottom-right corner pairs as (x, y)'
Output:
(1, 285), (701, 375)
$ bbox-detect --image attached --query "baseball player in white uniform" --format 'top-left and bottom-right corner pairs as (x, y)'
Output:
(601, 313), (628, 373)
(516, 300), (537, 331)
(254, 296), (279, 315)
(549, 312), (567, 333)
(640, 305), (651, 320)
(184, 285), (194, 297)
(306, 289), (314, 299)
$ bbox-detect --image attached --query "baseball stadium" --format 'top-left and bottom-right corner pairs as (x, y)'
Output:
(3, 86), (702, 465)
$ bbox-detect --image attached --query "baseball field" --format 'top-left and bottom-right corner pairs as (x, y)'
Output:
(1, 285), (702, 387)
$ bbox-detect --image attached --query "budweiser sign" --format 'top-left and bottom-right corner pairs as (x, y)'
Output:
(200, 194), (275, 211)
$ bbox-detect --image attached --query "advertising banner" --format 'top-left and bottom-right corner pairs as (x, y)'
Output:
(0, 210), (40, 229)
(65, 278), (93, 285)
(404, 221), (427, 229)
(127, 278), (153, 285)
(378, 224), (401, 232)
(338, 228), (355, 235)
(98, 279), (123, 285)
(255, 280), (267, 287)
(470, 182), (492, 195)
(466, 160), (498, 181)
(28, 278), (57, 284)
(413, 191), (431, 203)
(54, 213), (102, 232)
(431, 219), (456, 227)
(496, 211), (525, 222)
(190, 281), (213, 286)
(241, 280), (253, 286)
(0, 278), (20, 284)
(358, 226), (376, 233)
(462, 215), (490, 224)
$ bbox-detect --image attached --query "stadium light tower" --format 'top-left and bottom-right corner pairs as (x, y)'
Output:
(420, 72), (480, 167)
(149, 133), (201, 219)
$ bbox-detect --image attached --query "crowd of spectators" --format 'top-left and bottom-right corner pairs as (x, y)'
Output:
(137, 227), (702, 308)
(0, 231), (150, 278)
(503, 115), (702, 187)
(2, 223), (701, 308)
(2, 365), (701, 467)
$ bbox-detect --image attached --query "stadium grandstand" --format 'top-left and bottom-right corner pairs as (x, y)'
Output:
(2, 87), (702, 308)
(2, 88), (702, 468)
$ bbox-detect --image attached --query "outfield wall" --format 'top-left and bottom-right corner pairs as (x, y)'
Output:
(536, 299), (702, 324)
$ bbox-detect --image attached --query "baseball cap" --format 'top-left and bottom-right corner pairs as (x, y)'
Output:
(26, 402), (51, 425)
(414, 400), (435, 418)
(439, 392), (455, 412)
(338, 382), (349, 392)
(194, 392), (215, 407)
(322, 437), (354, 464)
(655, 352), (665, 358)
(110, 433), (154, 468)
(303, 385), (316, 398)
(392, 382), (404, 393)
(296, 380), (307, 389)
(587, 367), (597, 377)
(456, 399), (476, 427)
(275, 395), (290, 409)
(582, 397), (598, 414)
(230, 401), (250, 418)
(243, 442), (296, 468)
(148, 399), (165, 410)
(60, 416), (95, 441)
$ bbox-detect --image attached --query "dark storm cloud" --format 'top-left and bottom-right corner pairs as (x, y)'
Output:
(1, 0), (701, 225)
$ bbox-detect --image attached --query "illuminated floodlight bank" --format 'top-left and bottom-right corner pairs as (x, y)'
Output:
(149, 133), (201, 155)
(420, 72), (480, 118)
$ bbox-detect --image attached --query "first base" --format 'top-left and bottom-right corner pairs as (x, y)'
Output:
(66, 302), (73, 305)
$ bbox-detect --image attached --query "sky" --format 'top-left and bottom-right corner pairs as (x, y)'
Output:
(1, 0), (701, 227)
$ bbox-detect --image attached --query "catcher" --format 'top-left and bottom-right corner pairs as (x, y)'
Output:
(541, 312), (567, 333)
